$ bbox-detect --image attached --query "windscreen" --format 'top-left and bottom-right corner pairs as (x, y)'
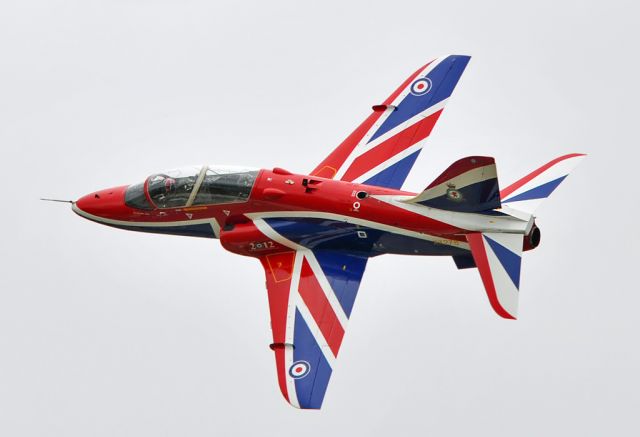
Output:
(124, 182), (153, 210)
(147, 166), (202, 209)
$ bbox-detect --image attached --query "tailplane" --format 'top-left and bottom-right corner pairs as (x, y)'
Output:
(500, 153), (586, 215)
(467, 232), (523, 319)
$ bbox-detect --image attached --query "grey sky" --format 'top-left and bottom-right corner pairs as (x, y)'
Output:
(1, 1), (638, 436)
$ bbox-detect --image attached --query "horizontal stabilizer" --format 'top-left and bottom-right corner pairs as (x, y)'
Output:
(500, 154), (586, 215)
(405, 156), (501, 212)
(467, 232), (523, 319)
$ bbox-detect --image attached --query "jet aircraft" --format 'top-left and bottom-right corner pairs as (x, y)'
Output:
(68, 55), (584, 409)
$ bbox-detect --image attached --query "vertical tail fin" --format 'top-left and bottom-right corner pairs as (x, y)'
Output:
(500, 154), (586, 215)
(404, 156), (500, 212)
(467, 232), (523, 319)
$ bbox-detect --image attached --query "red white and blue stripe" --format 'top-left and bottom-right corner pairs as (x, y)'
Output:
(467, 232), (523, 319)
(255, 219), (368, 409)
(500, 154), (586, 215)
(311, 55), (471, 190)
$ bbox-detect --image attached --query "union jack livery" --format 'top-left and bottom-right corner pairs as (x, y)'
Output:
(64, 55), (585, 409)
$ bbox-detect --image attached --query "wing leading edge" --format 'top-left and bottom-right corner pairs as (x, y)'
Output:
(258, 242), (367, 409)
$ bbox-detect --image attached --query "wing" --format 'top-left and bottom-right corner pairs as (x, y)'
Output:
(311, 54), (471, 190)
(258, 244), (367, 409)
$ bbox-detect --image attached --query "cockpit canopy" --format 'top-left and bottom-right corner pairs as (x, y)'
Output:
(125, 165), (259, 210)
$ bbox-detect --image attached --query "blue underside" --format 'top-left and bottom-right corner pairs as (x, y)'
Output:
(263, 217), (469, 257)
(98, 216), (469, 260)
(96, 221), (216, 239)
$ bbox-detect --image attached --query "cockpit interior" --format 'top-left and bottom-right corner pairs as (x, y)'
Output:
(124, 165), (259, 210)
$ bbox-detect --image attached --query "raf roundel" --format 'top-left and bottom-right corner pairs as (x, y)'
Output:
(410, 77), (432, 96)
(289, 360), (311, 379)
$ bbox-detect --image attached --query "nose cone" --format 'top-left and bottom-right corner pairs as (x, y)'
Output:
(73, 185), (129, 221)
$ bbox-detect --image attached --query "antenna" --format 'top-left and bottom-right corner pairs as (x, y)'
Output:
(40, 198), (74, 204)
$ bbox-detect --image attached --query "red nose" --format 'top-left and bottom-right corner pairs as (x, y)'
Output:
(74, 185), (128, 220)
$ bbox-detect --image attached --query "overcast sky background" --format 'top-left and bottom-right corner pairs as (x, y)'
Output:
(1, 1), (638, 436)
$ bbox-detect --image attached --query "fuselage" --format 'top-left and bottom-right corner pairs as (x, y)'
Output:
(73, 165), (534, 259)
